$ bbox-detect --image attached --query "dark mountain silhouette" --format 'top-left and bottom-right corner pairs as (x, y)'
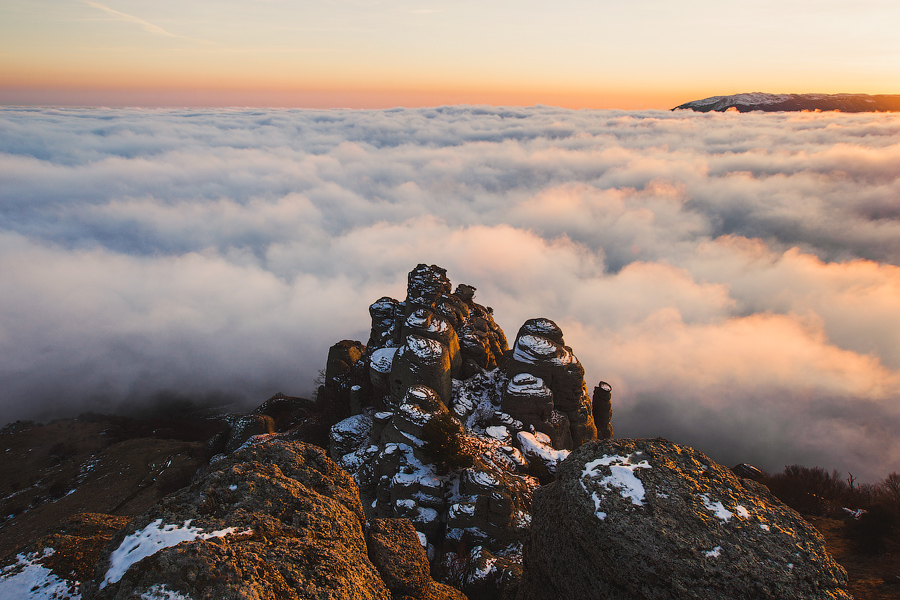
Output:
(674, 93), (900, 113)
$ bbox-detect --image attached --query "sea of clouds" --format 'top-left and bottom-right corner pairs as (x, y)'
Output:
(2, 105), (899, 481)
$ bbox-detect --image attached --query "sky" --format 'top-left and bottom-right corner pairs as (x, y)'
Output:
(2, 0), (900, 108)
(2, 106), (900, 482)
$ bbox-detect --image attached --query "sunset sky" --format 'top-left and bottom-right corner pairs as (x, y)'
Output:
(2, 0), (899, 108)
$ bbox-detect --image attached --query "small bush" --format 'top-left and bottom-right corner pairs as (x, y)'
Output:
(848, 503), (896, 555)
(878, 472), (900, 508)
(421, 413), (474, 474)
(762, 465), (848, 516)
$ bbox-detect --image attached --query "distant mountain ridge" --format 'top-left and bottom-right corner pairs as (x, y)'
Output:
(674, 92), (900, 113)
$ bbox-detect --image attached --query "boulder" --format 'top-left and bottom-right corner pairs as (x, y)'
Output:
(507, 319), (584, 410)
(501, 373), (554, 424)
(441, 545), (522, 600)
(87, 440), (391, 600)
(503, 319), (597, 452)
(223, 413), (275, 453)
(366, 518), (431, 597)
(457, 307), (508, 376)
(381, 385), (452, 459)
(368, 296), (402, 351)
(330, 412), (374, 462)
(562, 394), (597, 448)
(406, 264), (453, 314)
(519, 438), (852, 600)
(252, 392), (314, 432)
(370, 346), (399, 396)
(323, 339), (369, 417)
(403, 308), (462, 377)
(390, 335), (453, 408)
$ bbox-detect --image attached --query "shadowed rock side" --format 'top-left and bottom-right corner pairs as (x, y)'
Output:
(84, 440), (460, 600)
(519, 438), (852, 600)
(326, 264), (614, 599)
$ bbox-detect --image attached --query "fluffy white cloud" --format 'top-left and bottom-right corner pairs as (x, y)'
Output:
(2, 106), (900, 480)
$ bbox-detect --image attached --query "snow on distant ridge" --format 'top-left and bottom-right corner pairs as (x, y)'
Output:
(674, 92), (899, 112)
(690, 93), (791, 108)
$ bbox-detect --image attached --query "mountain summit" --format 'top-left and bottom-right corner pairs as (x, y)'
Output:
(673, 92), (900, 112)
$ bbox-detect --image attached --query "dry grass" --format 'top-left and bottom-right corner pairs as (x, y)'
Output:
(808, 516), (900, 600)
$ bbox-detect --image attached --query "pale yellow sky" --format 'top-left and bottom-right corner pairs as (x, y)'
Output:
(2, 0), (899, 108)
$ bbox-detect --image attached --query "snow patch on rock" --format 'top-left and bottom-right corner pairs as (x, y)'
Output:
(101, 520), (247, 589)
(699, 494), (734, 522)
(580, 453), (651, 519)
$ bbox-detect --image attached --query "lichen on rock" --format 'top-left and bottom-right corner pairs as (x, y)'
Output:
(519, 438), (853, 600)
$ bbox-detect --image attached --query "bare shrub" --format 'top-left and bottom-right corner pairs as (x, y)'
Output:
(762, 465), (849, 516)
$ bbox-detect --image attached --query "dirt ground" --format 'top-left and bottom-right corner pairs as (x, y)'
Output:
(0, 417), (209, 559)
(808, 516), (900, 600)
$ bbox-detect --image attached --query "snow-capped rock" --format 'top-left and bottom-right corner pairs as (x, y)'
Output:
(674, 92), (900, 113)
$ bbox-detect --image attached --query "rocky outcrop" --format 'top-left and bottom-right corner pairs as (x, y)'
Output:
(502, 318), (605, 453)
(222, 413), (275, 453)
(591, 381), (613, 439)
(323, 339), (370, 418)
(327, 265), (613, 600)
(85, 439), (459, 600)
(519, 438), (852, 600)
(252, 392), (316, 432)
(390, 335), (454, 408)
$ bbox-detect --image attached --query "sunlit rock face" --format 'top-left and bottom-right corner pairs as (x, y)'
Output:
(403, 308), (462, 377)
(389, 334), (454, 408)
(86, 440), (392, 600)
(325, 264), (615, 600)
(520, 438), (852, 600)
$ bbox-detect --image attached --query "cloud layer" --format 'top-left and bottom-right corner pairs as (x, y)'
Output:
(2, 106), (899, 481)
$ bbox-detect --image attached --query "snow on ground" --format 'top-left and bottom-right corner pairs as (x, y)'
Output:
(0, 548), (80, 600)
(101, 520), (246, 588)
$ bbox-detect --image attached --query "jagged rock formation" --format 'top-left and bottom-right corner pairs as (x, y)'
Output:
(504, 318), (600, 450)
(85, 439), (460, 600)
(673, 92), (900, 113)
(519, 438), (852, 600)
(325, 264), (613, 599)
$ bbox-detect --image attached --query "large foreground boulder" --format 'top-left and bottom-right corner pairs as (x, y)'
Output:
(519, 438), (852, 600)
(85, 439), (462, 600)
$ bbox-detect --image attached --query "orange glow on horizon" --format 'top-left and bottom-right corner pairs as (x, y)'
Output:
(0, 81), (698, 110)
